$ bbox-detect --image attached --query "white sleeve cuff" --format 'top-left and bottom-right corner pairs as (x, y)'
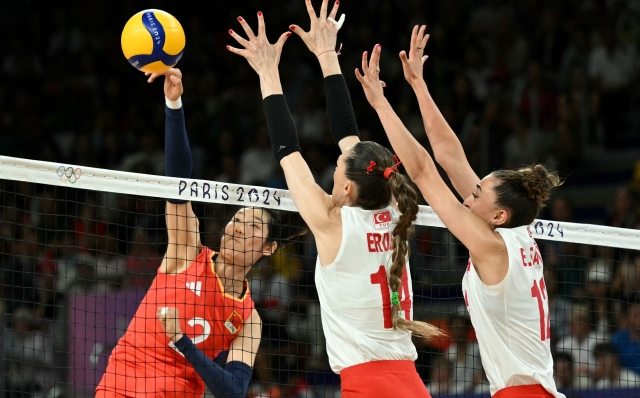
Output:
(165, 97), (182, 109)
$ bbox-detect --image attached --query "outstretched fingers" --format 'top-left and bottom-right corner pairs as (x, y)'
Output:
(421, 30), (430, 49)
(226, 45), (248, 58)
(361, 50), (369, 75)
(305, 0), (317, 21)
(146, 72), (163, 83)
(328, 0), (340, 20)
(289, 24), (308, 40)
(275, 31), (292, 49)
(409, 25), (419, 55)
(418, 25), (427, 43)
(354, 67), (365, 83)
(319, 0), (329, 20)
(257, 11), (266, 37)
(229, 29), (250, 48)
(236, 16), (256, 39)
(370, 44), (382, 73)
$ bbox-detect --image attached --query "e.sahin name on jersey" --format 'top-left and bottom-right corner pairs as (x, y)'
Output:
(177, 180), (281, 206)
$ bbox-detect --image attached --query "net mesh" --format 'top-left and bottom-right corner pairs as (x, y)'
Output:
(1, 157), (639, 398)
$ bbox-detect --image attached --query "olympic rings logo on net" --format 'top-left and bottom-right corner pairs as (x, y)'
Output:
(57, 166), (83, 184)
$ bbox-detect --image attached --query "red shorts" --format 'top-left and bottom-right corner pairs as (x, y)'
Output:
(340, 360), (432, 398)
(494, 384), (555, 398)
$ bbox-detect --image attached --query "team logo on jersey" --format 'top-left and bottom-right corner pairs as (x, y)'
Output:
(186, 281), (202, 296)
(224, 310), (244, 334)
(373, 210), (392, 230)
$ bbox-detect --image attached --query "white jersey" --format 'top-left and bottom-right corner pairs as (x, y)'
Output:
(462, 226), (565, 397)
(315, 205), (417, 373)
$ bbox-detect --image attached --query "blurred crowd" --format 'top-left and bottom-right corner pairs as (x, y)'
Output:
(1, 0), (640, 397)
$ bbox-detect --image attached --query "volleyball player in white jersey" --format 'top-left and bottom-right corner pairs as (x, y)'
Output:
(355, 28), (565, 398)
(227, 2), (440, 396)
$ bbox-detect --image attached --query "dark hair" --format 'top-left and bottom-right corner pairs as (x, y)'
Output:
(262, 207), (283, 246)
(593, 342), (618, 359)
(345, 141), (442, 339)
(493, 164), (563, 228)
(553, 351), (574, 365)
(247, 207), (307, 254)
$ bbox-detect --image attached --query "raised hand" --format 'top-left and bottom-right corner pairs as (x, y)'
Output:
(146, 68), (183, 101)
(290, 0), (343, 57)
(157, 306), (184, 343)
(226, 12), (291, 76)
(355, 44), (388, 110)
(399, 25), (430, 85)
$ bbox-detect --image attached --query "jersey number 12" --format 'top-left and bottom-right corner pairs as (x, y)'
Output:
(370, 265), (411, 329)
(531, 278), (551, 341)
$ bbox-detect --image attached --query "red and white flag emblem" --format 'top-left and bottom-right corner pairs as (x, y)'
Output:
(373, 210), (392, 230)
(224, 310), (244, 334)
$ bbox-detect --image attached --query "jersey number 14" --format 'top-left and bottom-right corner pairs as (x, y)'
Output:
(370, 266), (412, 329)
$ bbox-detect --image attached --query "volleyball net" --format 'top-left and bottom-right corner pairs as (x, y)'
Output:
(1, 155), (639, 398)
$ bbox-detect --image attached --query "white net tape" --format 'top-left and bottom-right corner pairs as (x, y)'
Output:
(2, 155), (639, 250)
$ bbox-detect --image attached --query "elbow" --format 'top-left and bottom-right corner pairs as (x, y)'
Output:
(406, 164), (429, 186)
(433, 143), (465, 169)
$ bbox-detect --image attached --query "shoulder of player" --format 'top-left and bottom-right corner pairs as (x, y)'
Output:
(471, 229), (508, 260)
(310, 203), (342, 237)
(243, 309), (262, 330)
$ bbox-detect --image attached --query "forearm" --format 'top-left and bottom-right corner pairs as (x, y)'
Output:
(263, 94), (301, 161)
(411, 81), (466, 164)
(373, 99), (437, 182)
(173, 335), (252, 398)
(259, 70), (284, 99)
(324, 74), (359, 151)
(165, 97), (192, 205)
(318, 52), (342, 77)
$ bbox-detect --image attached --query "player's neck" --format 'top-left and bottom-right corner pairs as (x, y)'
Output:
(214, 258), (249, 298)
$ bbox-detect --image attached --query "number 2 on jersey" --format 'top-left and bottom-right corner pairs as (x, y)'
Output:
(370, 265), (411, 329)
(168, 317), (212, 356)
(531, 278), (551, 341)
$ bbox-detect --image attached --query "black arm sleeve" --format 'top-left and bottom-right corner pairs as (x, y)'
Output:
(173, 334), (252, 398)
(165, 105), (192, 204)
(324, 74), (360, 145)
(263, 94), (301, 162)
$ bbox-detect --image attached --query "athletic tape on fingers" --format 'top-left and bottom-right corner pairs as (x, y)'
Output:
(327, 14), (345, 30)
(160, 307), (168, 316)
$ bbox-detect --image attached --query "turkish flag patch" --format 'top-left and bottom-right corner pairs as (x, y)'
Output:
(373, 210), (392, 230)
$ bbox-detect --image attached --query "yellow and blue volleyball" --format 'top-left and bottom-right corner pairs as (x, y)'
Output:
(121, 9), (185, 74)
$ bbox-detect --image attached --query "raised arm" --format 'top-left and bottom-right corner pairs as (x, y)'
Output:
(227, 13), (340, 254)
(400, 26), (480, 199)
(356, 46), (507, 284)
(290, 0), (359, 152)
(146, 68), (201, 274)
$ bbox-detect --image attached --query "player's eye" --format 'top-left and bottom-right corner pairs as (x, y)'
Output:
(249, 223), (258, 229)
(472, 193), (478, 199)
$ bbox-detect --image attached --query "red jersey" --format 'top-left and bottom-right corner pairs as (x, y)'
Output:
(97, 247), (255, 398)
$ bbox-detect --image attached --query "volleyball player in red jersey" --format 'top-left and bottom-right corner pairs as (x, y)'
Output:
(96, 68), (284, 398)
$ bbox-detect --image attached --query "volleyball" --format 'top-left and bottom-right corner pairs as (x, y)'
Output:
(121, 9), (185, 74)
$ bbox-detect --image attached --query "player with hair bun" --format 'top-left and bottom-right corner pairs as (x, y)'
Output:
(227, 1), (440, 397)
(356, 26), (565, 398)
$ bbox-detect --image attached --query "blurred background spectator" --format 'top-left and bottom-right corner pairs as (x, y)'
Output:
(1, 1), (640, 397)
